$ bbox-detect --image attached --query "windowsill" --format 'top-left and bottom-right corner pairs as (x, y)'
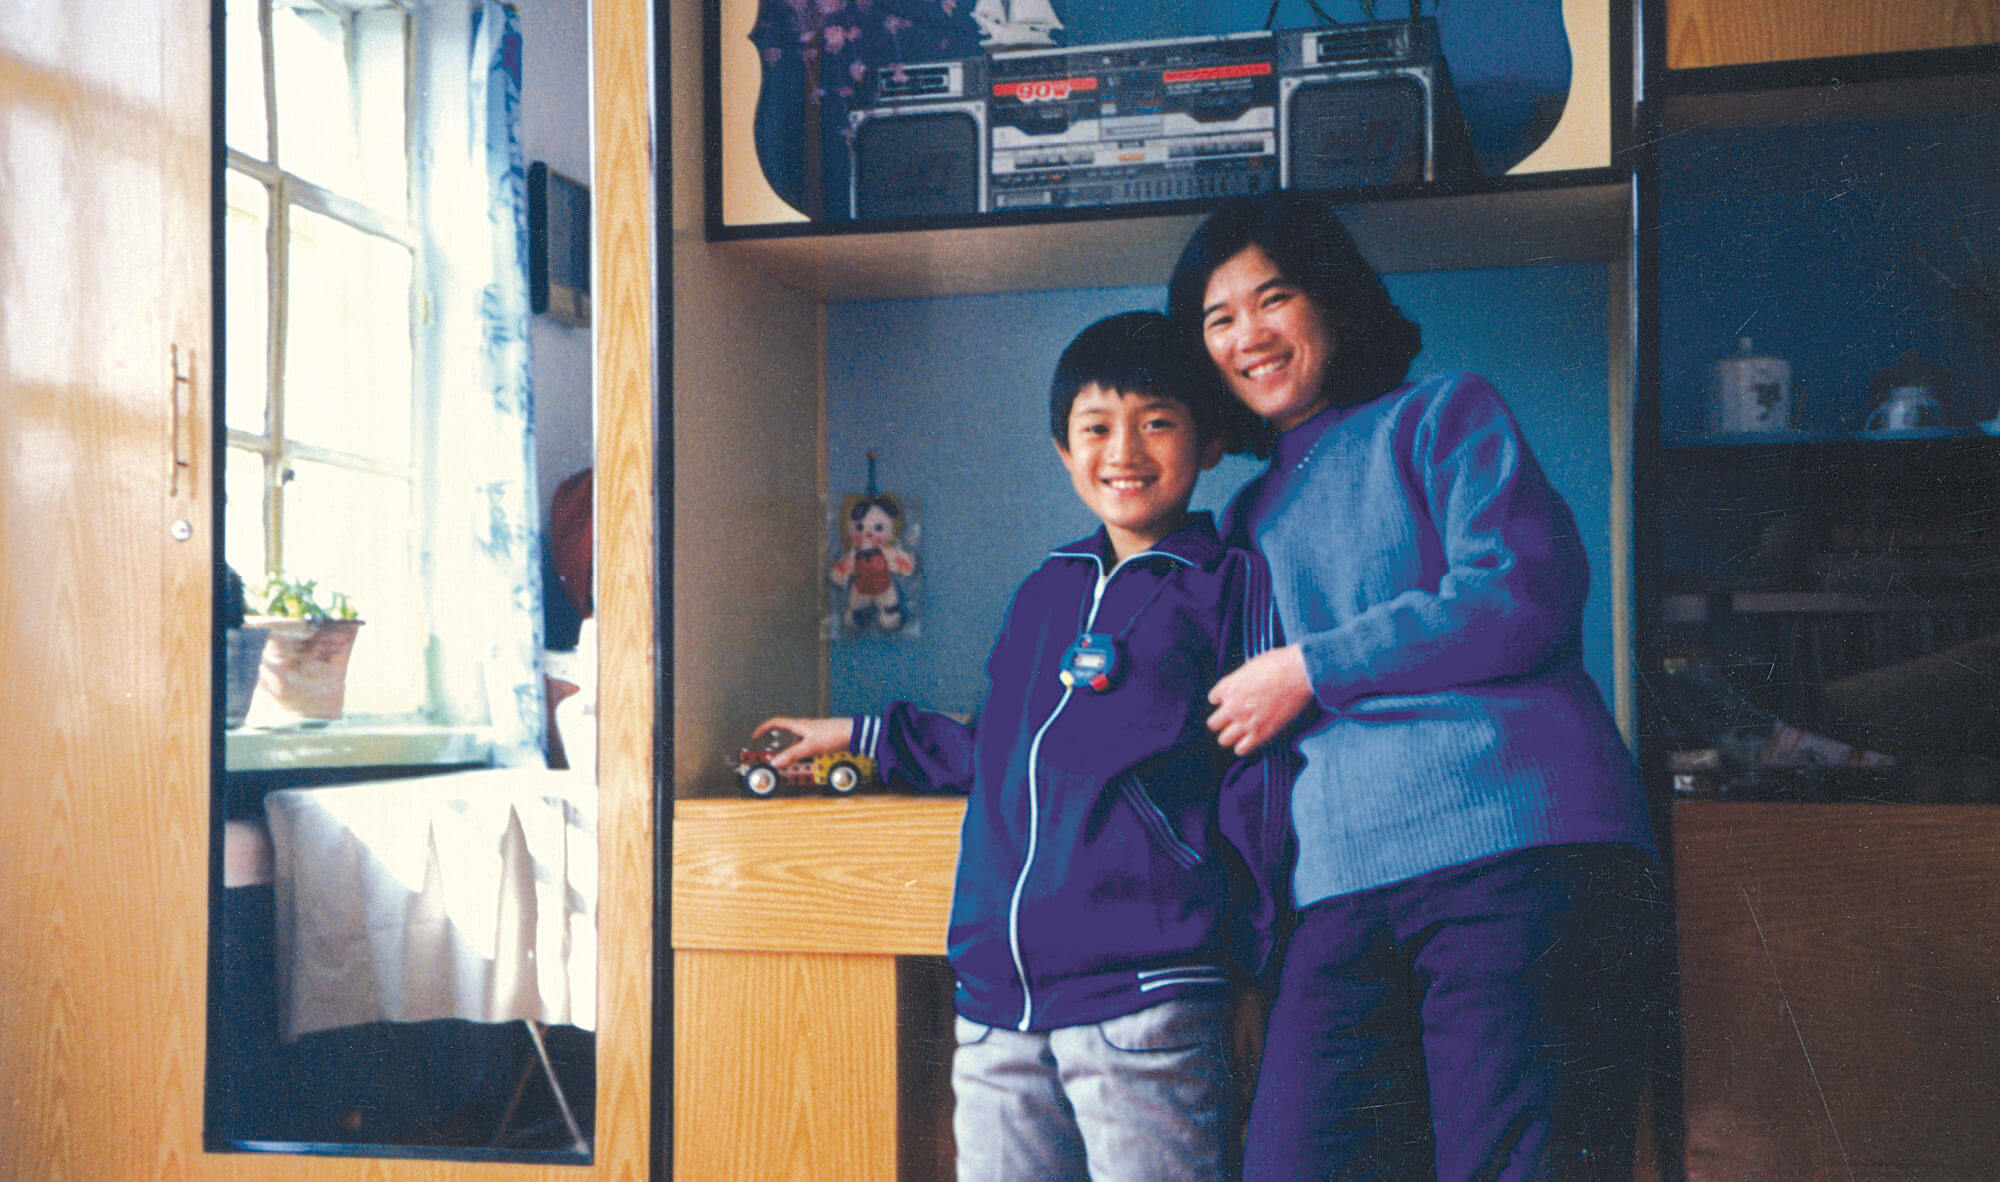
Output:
(224, 722), (493, 773)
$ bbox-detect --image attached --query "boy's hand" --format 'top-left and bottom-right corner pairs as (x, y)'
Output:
(1206, 645), (1312, 755)
(752, 716), (854, 767)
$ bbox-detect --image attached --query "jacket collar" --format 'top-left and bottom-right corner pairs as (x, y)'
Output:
(1049, 511), (1223, 571)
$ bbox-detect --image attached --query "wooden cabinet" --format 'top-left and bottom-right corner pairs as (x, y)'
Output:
(1639, 25), (2000, 1181)
(672, 5), (1646, 1179)
(0, 0), (660, 1176)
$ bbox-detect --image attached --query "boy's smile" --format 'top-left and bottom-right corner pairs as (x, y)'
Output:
(1057, 383), (1221, 561)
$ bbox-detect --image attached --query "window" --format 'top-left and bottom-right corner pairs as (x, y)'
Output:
(224, 0), (426, 717)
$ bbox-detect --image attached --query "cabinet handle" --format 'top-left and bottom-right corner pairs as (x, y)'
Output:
(169, 343), (194, 497)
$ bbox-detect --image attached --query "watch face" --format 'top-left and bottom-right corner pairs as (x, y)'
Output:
(1060, 633), (1121, 692)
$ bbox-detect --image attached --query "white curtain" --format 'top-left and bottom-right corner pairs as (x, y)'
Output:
(415, 0), (545, 765)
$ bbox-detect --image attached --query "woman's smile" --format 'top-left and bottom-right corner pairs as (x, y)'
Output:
(1201, 243), (1334, 433)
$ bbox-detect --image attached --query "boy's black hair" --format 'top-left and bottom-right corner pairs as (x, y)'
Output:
(1166, 192), (1423, 456)
(1048, 310), (1229, 446)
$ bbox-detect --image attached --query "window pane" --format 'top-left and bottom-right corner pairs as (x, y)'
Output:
(224, 448), (270, 585)
(272, 2), (359, 193)
(351, 7), (409, 213)
(224, 169), (270, 437)
(223, 0), (269, 158)
(281, 460), (423, 716)
(283, 206), (413, 464)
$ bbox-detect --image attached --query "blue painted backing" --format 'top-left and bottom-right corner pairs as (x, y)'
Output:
(1657, 105), (2000, 439)
(824, 264), (1617, 718)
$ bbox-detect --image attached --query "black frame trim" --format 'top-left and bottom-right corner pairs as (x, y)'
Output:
(200, 0), (624, 1164)
(702, 0), (1639, 243)
(653, 0), (678, 1177)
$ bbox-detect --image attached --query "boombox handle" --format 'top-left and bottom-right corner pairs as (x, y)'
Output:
(1261, 0), (1422, 30)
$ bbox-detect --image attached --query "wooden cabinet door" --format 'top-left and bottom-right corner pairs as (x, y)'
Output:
(1676, 804), (2000, 1180)
(0, 0), (214, 1175)
(0, 1), (661, 1176)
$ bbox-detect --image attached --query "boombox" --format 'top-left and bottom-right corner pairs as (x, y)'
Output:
(1278, 20), (1473, 190)
(849, 58), (990, 220)
(984, 32), (1278, 212)
(846, 21), (1475, 220)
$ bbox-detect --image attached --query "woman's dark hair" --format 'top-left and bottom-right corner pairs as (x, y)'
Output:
(1166, 193), (1423, 453)
(1048, 309), (1228, 446)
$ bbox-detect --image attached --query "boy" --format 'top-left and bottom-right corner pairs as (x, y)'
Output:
(756, 310), (1292, 1182)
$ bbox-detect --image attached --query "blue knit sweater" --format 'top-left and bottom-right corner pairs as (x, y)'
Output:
(1224, 371), (1653, 905)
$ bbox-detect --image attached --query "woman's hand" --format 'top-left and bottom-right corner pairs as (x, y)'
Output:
(753, 716), (854, 767)
(1207, 645), (1313, 756)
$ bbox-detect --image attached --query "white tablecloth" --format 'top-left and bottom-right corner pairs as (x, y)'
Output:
(264, 767), (597, 1041)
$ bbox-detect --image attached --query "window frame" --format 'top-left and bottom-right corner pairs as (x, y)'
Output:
(223, 0), (435, 724)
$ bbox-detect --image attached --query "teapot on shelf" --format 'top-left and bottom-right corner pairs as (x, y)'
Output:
(1863, 352), (1962, 434)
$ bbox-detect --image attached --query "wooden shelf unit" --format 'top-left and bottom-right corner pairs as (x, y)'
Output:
(671, 796), (964, 1180)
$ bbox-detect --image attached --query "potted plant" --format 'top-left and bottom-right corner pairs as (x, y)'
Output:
(220, 564), (266, 728)
(247, 574), (364, 723)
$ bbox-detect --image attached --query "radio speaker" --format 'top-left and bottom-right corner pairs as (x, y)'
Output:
(1278, 22), (1473, 191)
(850, 107), (986, 219)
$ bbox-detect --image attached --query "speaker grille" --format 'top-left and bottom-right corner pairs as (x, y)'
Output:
(1286, 74), (1429, 190)
(853, 112), (981, 219)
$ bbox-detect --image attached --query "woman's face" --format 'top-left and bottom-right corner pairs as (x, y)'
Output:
(1198, 243), (1334, 433)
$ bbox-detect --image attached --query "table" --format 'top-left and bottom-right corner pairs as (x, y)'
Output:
(263, 767), (598, 1146)
(264, 767), (597, 1039)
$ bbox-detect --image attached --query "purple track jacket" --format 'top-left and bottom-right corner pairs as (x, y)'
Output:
(850, 513), (1293, 1032)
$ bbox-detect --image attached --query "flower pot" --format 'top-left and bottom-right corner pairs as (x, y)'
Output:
(250, 617), (364, 723)
(223, 626), (269, 728)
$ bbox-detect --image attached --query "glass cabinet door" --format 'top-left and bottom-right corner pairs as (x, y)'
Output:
(1643, 63), (2000, 804)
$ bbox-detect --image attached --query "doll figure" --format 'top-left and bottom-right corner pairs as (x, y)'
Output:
(831, 493), (916, 632)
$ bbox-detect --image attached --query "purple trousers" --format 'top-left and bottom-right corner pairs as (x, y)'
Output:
(1242, 843), (1667, 1182)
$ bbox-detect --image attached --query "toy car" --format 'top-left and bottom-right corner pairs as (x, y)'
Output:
(733, 727), (878, 798)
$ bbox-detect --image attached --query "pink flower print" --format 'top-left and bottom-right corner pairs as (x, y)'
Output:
(850, 59), (868, 83)
(823, 24), (848, 52)
(764, 46), (782, 65)
(883, 14), (911, 33)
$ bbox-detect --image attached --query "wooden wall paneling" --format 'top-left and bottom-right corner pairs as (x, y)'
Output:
(675, 949), (900, 1180)
(1667, 0), (2000, 69)
(1675, 803), (2000, 1180)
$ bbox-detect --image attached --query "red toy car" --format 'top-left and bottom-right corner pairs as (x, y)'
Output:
(733, 727), (878, 797)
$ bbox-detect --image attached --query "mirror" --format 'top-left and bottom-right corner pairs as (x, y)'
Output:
(206, 0), (598, 1160)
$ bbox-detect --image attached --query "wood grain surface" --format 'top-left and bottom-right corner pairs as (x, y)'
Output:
(0, 0), (663, 1176)
(672, 798), (963, 956)
(591, 0), (662, 1176)
(1677, 802), (2000, 1180)
(674, 950), (900, 1180)
(1668, 0), (2000, 68)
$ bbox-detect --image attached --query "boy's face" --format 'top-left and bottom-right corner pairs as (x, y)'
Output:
(1056, 383), (1221, 561)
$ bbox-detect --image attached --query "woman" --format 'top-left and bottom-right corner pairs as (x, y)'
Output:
(1166, 193), (1665, 1181)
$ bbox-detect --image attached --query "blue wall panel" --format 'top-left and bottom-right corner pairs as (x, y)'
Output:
(825, 264), (1616, 719)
